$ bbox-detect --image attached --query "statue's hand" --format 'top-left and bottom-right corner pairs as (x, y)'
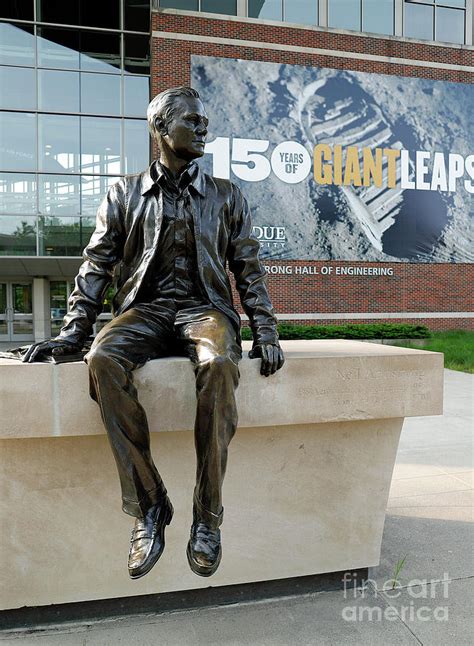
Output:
(248, 343), (285, 377)
(22, 339), (82, 363)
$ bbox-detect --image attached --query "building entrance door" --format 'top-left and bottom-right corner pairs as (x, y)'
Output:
(0, 282), (34, 343)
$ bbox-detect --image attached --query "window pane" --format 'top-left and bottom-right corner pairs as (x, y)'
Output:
(81, 73), (121, 115)
(201, 1), (237, 15)
(81, 175), (120, 215)
(438, 1), (465, 7)
(0, 173), (37, 215)
(363, 0), (394, 35)
(0, 112), (36, 172)
(0, 66), (36, 110)
(124, 120), (149, 174)
(0, 215), (37, 256)
(248, 0), (283, 20)
(436, 7), (465, 44)
(124, 34), (150, 74)
(329, 0), (361, 30)
(37, 27), (80, 70)
(38, 175), (80, 216)
(39, 216), (95, 256)
(38, 70), (80, 113)
(37, 0), (80, 25)
(81, 117), (121, 175)
(80, 31), (121, 73)
(0, 0), (34, 20)
(284, 0), (318, 25)
(0, 22), (35, 67)
(404, 2), (433, 40)
(38, 114), (80, 173)
(124, 75), (149, 117)
(159, 1), (199, 9)
(80, 0), (120, 29)
(124, 1), (151, 32)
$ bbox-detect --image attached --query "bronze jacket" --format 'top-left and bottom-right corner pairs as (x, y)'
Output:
(58, 162), (278, 348)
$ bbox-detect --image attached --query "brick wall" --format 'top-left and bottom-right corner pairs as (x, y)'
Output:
(151, 10), (474, 330)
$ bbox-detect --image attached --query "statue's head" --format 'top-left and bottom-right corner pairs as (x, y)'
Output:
(147, 87), (208, 162)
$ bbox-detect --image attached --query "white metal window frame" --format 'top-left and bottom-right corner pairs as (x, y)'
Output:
(155, 0), (473, 45)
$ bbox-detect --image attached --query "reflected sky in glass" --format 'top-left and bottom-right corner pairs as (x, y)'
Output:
(81, 176), (120, 215)
(81, 73), (121, 115)
(363, 0), (394, 35)
(436, 7), (465, 44)
(38, 70), (80, 113)
(124, 76), (149, 117)
(249, 0), (282, 20)
(329, 0), (361, 30)
(405, 2), (433, 40)
(284, 0), (318, 26)
(0, 112), (37, 172)
(81, 117), (122, 175)
(38, 114), (80, 173)
(0, 23), (35, 67)
(0, 66), (36, 111)
(124, 120), (150, 174)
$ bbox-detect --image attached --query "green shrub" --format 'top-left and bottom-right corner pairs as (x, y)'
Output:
(240, 323), (430, 341)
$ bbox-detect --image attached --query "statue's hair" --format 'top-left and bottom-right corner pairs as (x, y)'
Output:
(147, 87), (200, 136)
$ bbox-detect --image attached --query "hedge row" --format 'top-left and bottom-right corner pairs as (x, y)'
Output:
(240, 323), (431, 341)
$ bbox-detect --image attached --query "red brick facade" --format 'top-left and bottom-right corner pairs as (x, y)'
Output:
(151, 10), (474, 330)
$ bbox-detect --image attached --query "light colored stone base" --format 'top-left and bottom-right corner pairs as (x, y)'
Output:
(0, 417), (403, 610)
(0, 340), (443, 610)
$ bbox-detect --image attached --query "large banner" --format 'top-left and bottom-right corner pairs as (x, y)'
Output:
(191, 56), (473, 263)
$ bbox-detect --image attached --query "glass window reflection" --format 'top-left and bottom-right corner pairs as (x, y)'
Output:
(81, 175), (120, 215)
(0, 66), (36, 111)
(80, 31), (121, 73)
(248, 0), (283, 21)
(363, 0), (394, 35)
(0, 173), (37, 215)
(0, 215), (37, 256)
(38, 175), (80, 216)
(0, 112), (36, 172)
(81, 73), (121, 116)
(38, 70), (80, 113)
(124, 120), (150, 174)
(124, 75), (149, 117)
(37, 27), (80, 70)
(38, 114), (80, 173)
(284, 0), (318, 26)
(329, 0), (361, 30)
(39, 216), (95, 257)
(0, 0), (34, 21)
(436, 7), (465, 44)
(125, 0), (151, 32)
(201, 1), (237, 15)
(124, 35), (150, 74)
(159, 1), (199, 9)
(0, 22), (35, 67)
(405, 2), (434, 40)
(81, 117), (121, 175)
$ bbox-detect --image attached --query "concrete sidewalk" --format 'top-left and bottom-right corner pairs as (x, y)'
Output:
(1, 369), (472, 645)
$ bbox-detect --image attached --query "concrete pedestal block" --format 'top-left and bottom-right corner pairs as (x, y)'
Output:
(0, 340), (443, 610)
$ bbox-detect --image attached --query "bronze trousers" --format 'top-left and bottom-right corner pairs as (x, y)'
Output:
(85, 297), (241, 528)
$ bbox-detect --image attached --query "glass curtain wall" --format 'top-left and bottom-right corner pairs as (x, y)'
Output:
(0, 1), (151, 257)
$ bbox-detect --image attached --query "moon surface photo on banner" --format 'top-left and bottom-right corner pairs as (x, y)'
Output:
(191, 56), (473, 263)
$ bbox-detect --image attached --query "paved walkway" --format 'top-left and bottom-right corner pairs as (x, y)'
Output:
(1, 370), (472, 645)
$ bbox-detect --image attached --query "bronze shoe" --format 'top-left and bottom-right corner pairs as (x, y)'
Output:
(186, 522), (222, 577)
(128, 497), (173, 579)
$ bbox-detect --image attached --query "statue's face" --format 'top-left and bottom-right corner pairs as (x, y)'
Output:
(159, 96), (209, 161)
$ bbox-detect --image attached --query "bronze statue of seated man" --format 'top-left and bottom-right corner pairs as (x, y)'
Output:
(24, 87), (284, 579)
